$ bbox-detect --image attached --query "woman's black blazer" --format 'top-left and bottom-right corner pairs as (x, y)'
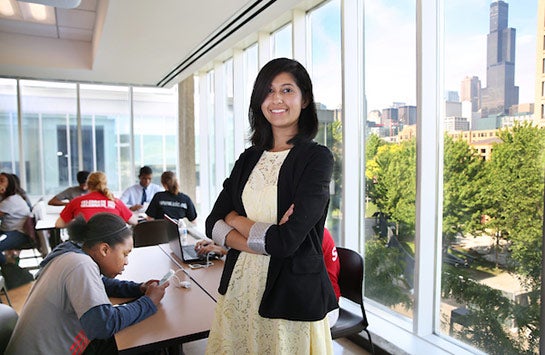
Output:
(205, 140), (338, 321)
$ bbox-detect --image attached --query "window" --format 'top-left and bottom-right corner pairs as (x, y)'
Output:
(19, 80), (78, 196)
(0, 79), (178, 198)
(308, 0), (342, 243)
(441, 1), (541, 353)
(363, 0), (417, 320)
(133, 86), (178, 187)
(271, 23), (292, 58)
(0, 79), (20, 179)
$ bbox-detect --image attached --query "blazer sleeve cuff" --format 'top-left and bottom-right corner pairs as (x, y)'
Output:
(247, 222), (272, 255)
(212, 220), (234, 247)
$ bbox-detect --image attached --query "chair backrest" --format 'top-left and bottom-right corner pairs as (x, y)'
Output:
(336, 246), (369, 327)
(0, 304), (18, 353)
(21, 216), (40, 250)
(132, 219), (175, 247)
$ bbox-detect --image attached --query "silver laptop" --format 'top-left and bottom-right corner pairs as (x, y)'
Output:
(163, 214), (207, 263)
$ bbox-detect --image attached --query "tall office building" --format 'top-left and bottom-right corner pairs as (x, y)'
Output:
(460, 76), (481, 112)
(535, 0), (545, 120)
(480, 0), (519, 116)
(398, 105), (417, 125)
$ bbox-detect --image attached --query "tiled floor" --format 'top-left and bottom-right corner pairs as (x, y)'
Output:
(3, 279), (369, 355)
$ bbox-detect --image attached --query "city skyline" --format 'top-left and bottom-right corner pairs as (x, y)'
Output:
(288, 0), (537, 113)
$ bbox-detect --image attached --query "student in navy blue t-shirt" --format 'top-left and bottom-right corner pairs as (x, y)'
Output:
(145, 171), (197, 222)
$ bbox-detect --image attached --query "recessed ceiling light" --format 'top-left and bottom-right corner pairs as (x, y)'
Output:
(0, 0), (16, 17)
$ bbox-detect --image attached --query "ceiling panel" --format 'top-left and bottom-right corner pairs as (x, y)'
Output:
(56, 8), (95, 29)
(0, 18), (57, 37)
(58, 26), (91, 41)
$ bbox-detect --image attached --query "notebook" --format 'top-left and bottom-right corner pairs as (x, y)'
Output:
(163, 214), (209, 263)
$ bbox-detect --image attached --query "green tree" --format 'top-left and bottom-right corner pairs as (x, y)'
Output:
(481, 123), (545, 284)
(366, 138), (416, 240)
(442, 135), (485, 244)
(364, 238), (412, 308)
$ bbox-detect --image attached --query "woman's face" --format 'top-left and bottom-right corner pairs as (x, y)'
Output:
(261, 72), (306, 135)
(95, 237), (133, 278)
(0, 174), (8, 195)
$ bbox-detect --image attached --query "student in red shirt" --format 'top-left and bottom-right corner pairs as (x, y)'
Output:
(56, 171), (138, 228)
(323, 227), (341, 326)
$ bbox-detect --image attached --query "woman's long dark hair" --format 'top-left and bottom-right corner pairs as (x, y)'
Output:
(0, 172), (18, 198)
(249, 58), (318, 150)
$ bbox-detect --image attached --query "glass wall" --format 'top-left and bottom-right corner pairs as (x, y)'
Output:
(363, 0), (417, 321)
(440, 1), (542, 353)
(19, 80), (78, 196)
(271, 23), (292, 59)
(189, 0), (543, 353)
(79, 84), (130, 192)
(133, 86), (178, 186)
(0, 79), (20, 177)
(224, 59), (235, 173)
(0, 80), (178, 199)
(308, 0), (343, 243)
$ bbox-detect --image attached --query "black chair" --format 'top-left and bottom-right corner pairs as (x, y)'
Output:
(0, 276), (11, 306)
(132, 220), (174, 247)
(0, 303), (18, 353)
(330, 247), (375, 354)
(16, 215), (47, 270)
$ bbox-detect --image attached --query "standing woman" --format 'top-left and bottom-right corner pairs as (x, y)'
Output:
(6, 213), (168, 354)
(55, 171), (138, 228)
(145, 171), (197, 223)
(0, 172), (32, 266)
(205, 58), (337, 354)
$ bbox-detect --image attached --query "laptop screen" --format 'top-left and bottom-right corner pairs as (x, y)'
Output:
(163, 214), (205, 262)
(163, 214), (185, 261)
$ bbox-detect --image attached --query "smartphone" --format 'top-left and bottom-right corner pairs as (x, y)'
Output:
(158, 269), (174, 286)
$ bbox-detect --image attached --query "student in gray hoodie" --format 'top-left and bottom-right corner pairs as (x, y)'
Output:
(6, 213), (169, 355)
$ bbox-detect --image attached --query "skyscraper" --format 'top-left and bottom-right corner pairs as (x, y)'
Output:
(480, 0), (519, 116)
(460, 76), (481, 113)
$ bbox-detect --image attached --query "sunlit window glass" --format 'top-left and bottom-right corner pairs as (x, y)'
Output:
(440, 1), (542, 353)
(363, 0), (416, 320)
(133, 86), (178, 187)
(272, 23), (292, 58)
(0, 79), (19, 183)
(243, 44), (258, 144)
(308, 0), (342, 243)
(224, 59), (235, 172)
(79, 84), (130, 193)
(20, 80), (78, 196)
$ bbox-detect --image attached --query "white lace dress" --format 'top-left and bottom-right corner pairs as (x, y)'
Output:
(205, 150), (333, 354)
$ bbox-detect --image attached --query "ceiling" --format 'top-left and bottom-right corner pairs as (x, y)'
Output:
(0, 0), (301, 87)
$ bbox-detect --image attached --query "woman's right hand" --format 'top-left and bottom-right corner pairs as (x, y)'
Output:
(195, 240), (227, 256)
(279, 203), (294, 225)
(145, 281), (169, 306)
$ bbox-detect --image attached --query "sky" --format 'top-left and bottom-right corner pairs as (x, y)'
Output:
(308, 0), (538, 112)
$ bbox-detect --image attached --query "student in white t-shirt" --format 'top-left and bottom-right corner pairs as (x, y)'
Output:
(6, 213), (169, 355)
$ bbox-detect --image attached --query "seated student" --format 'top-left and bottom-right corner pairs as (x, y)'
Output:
(10, 173), (32, 208)
(5, 213), (169, 355)
(323, 227), (341, 326)
(145, 171), (197, 223)
(55, 171), (138, 228)
(120, 166), (163, 212)
(48, 170), (91, 206)
(0, 172), (32, 266)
